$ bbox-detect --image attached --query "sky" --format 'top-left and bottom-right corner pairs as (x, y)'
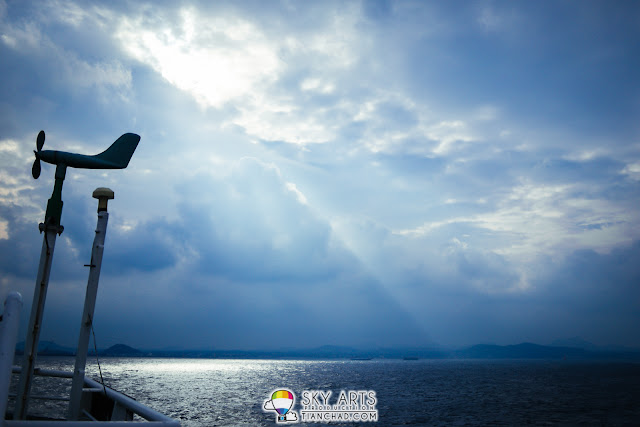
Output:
(0, 0), (639, 350)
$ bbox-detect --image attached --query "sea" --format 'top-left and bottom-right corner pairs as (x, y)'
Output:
(8, 357), (640, 426)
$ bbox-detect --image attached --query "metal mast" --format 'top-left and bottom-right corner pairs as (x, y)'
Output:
(68, 187), (114, 420)
(13, 163), (67, 419)
(14, 131), (139, 420)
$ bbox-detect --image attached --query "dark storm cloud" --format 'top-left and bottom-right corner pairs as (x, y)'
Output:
(0, 204), (42, 278)
(103, 217), (181, 274)
(532, 242), (640, 342)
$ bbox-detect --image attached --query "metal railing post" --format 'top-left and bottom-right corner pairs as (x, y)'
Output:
(0, 292), (23, 422)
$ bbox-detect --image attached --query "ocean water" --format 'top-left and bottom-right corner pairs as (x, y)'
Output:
(9, 357), (640, 426)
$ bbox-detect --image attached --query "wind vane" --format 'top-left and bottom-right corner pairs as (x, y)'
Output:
(15, 130), (140, 420)
(31, 130), (140, 228)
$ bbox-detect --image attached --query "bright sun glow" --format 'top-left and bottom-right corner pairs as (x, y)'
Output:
(116, 8), (280, 108)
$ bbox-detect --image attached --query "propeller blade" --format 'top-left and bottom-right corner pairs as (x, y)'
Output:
(32, 158), (41, 179)
(36, 130), (45, 152)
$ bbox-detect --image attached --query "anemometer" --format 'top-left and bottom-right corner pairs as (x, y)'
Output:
(14, 130), (141, 420)
(31, 130), (140, 229)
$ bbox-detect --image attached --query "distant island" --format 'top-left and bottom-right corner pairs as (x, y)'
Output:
(98, 344), (144, 357)
(14, 342), (143, 357)
(14, 340), (74, 356)
(16, 341), (640, 360)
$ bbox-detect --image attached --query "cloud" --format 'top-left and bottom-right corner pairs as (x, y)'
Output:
(168, 157), (353, 283)
(0, 1), (132, 110)
(103, 217), (181, 274)
(0, 204), (42, 278)
(263, 400), (275, 411)
(528, 242), (640, 345)
(0, 139), (37, 209)
(111, 2), (372, 146)
(1, 24), (130, 93)
(115, 6), (280, 109)
(621, 162), (640, 181)
(396, 176), (638, 263)
(1, 1), (639, 350)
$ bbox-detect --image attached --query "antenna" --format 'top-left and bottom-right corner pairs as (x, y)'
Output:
(14, 131), (140, 420)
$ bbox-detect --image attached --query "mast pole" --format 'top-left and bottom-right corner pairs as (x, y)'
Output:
(14, 163), (66, 420)
(68, 188), (114, 420)
(15, 129), (139, 420)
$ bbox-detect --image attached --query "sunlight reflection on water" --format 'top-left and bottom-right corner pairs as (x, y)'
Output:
(9, 357), (640, 426)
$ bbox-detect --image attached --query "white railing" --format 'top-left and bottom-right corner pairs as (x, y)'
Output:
(1, 292), (23, 424)
(6, 367), (180, 426)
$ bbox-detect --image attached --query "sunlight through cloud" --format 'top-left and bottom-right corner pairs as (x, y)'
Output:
(116, 7), (280, 109)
